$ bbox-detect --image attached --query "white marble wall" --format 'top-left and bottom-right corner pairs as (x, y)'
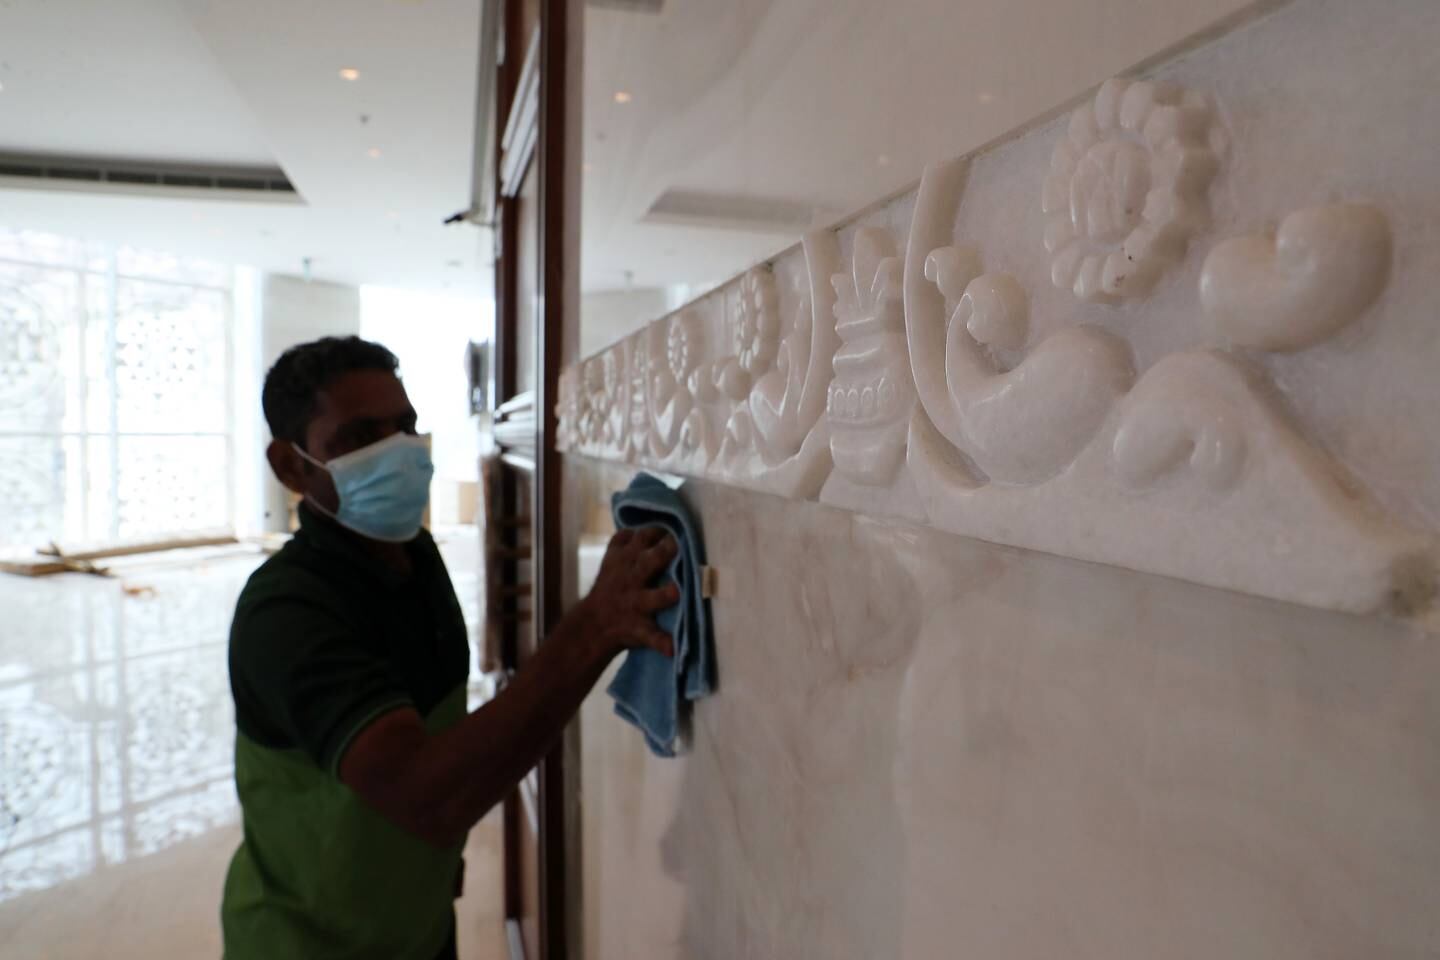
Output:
(560, 0), (1440, 617)
(577, 464), (1440, 959)
(572, 1), (1440, 956)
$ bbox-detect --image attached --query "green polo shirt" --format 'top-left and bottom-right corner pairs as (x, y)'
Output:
(222, 505), (470, 960)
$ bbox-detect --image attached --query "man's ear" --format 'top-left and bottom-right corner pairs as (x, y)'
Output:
(266, 439), (309, 494)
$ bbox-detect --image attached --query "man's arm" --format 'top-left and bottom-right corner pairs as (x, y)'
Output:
(338, 527), (679, 847)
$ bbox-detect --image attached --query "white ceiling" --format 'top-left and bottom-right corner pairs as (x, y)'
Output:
(581, 0), (795, 293)
(0, 0), (273, 165)
(0, 0), (491, 294)
(581, 0), (960, 294)
(579, 0), (1251, 295)
(0, 0), (1250, 303)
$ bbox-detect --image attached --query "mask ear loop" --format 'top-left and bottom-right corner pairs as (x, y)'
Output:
(291, 442), (341, 521)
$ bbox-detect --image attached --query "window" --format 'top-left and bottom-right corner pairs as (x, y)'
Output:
(0, 229), (234, 549)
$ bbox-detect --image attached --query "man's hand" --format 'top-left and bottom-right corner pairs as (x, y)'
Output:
(338, 526), (680, 849)
(572, 527), (679, 659)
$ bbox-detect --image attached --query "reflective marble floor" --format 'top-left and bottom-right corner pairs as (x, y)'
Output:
(0, 531), (503, 959)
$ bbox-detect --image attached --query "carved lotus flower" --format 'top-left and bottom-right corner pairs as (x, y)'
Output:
(576, 351), (624, 447)
(601, 349), (621, 396)
(575, 357), (606, 445)
(666, 310), (704, 381)
(582, 354), (605, 397)
(732, 267), (780, 375)
(1044, 77), (1220, 302)
(707, 267), (781, 403)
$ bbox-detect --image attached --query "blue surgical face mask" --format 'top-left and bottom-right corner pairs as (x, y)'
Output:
(294, 432), (434, 542)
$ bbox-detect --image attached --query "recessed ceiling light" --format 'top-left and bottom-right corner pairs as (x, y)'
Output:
(613, 91), (632, 104)
(367, 147), (382, 158)
(977, 91), (995, 104)
(877, 154), (891, 167)
(339, 68), (361, 81)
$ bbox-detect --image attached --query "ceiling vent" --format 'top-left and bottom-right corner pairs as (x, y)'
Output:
(587, 0), (664, 13)
(0, 153), (299, 202)
(641, 189), (825, 235)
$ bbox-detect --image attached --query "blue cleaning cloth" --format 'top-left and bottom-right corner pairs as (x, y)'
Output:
(605, 472), (715, 757)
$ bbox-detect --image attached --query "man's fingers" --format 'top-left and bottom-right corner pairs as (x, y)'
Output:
(633, 526), (667, 549)
(635, 536), (678, 579)
(642, 628), (674, 658)
(611, 529), (636, 548)
(639, 582), (681, 612)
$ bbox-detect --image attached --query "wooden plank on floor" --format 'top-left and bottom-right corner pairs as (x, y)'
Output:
(0, 555), (107, 577)
(38, 533), (238, 562)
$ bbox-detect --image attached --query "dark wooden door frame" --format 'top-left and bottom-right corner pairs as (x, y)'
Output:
(491, 1), (571, 958)
(533, 1), (569, 958)
(492, 0), (527, 948)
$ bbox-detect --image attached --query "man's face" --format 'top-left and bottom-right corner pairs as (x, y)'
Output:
(267, 369), (419, 513)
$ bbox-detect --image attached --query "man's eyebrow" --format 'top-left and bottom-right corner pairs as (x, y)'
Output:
(334, 415), (385, 434)
(336, 410), (417, 431)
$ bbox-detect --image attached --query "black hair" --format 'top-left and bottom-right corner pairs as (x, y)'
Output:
(261, 335), (399, 444)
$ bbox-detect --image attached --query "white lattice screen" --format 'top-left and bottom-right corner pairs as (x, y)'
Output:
(0, 229), (234, 549)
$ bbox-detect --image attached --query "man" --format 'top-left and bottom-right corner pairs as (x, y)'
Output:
(222, 336), (676, 959)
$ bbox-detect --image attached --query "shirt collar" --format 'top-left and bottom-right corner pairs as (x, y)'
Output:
(295, 501), (435, 587)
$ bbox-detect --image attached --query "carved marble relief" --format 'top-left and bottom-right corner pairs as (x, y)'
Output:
(648, 310), (701, 459)
(721, 232), (838, 499)
(623, 329), (655, 463)
(908, 159), (1135, 486)
(825, 227), (917, 487)
(557, 72), (1436, 616)
(586, 347), (628, 459)
(1200, 203), (1391, 351)
(556, 366), (581, 452)
(1045, 78), (1221, 302)
(749, 233), (839, 465)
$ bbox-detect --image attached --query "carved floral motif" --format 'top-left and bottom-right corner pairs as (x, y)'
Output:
(667, 309), (704, 381)
(734, 267), (780, 375)
(1044, 78), (1220, 302)
(713, 267), (780, 403)
(577, 348), (626, 453)
(624, 333), (653, 460)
